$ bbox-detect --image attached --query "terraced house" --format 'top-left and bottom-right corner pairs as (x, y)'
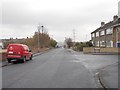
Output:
(91, 15), (120, 48)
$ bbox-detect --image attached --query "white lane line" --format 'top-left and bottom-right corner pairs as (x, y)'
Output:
(69, 60), (81, 63)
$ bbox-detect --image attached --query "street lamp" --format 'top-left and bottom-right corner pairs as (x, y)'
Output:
(37, 24), (41, 52)
(37, 25), (45, 51)
(41, 25), (44, 48)
(41, 25), (44, 33)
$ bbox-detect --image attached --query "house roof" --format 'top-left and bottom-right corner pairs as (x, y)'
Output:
(118, 18), (120, 23)
(91, 18), (120, 34)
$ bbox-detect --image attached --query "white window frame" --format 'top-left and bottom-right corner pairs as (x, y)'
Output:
(96, 41), (99, 46)
(91, 33), (95, 38)
(106, 40), (113, 47)
(106, 28), (113, 34)
(100, 40), (105, 47)
(96, 32), (99, 37)
(100, 30), (104, 36)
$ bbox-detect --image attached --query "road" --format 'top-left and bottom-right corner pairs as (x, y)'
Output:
(2, 48), (118, 88)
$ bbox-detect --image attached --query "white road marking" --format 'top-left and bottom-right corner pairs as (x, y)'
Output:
(69, 60), (81, 63)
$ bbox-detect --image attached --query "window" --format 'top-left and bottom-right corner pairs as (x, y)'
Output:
(92, 41), (95, 46)
(96, 32), (99, 37)
(106, 28), (113, 34)
(96, 41), (99, 46)
(106, 40), (113, 47)
(100, 30), (104, 36)
(91, 33), (95, 38)
(100, 40), (105, 47)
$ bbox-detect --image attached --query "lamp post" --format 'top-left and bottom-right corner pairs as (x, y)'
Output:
(41, 25), (44, 48)
(37, 24), (41, 52)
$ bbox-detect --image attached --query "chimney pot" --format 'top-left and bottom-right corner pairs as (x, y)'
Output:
(101, 22), (105, 27)
(113, 15), (118, 21)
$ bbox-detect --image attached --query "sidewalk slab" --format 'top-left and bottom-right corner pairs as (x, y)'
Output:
(0, 61), (9, 67)
(99, 63), (118, 88)
(91, 52), (119, 55)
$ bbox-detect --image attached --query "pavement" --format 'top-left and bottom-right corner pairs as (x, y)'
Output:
(1, 61), (9, 67)
(99, 63), (118, 88)
(83, 51), (119, 88)
(91, 52), (118, 55)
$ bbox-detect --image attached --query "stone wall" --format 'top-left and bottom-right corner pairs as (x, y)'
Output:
(83, 47), (119, 54)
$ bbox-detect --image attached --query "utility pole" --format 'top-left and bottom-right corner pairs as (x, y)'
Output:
(41, 25), (44, 48)
(73, 29), (76, 45)
(37, 24), (41, 52)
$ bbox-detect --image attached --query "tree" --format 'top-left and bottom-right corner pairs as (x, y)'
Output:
(86, 41), (93, 47)
(73, 41), (93, 51)
(65, 38), (73, 48)
(50, 39), (57, 48)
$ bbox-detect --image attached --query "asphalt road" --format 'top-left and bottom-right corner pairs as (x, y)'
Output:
(2, 48), (118, 88)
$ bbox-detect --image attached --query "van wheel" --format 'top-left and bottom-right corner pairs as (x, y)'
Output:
(21, 56), (26, 63)
(30, 55), (32, 60)
(12, 61), (17, 64)
(7, 59), (11, 63)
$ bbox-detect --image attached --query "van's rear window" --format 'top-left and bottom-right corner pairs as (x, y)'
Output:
(8, 45), (22, 51)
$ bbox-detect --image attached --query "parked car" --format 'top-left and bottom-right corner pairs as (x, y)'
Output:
(7, 44), (33, 63)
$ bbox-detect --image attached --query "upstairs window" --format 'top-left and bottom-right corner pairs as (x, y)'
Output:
(100, 30), (104, 36)
(96, 32), (99, 37)
(106, 28), (113, 34)
(91, 33), (95, 38)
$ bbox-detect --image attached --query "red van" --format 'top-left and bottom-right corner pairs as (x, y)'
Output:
(7, 44), (33, 63)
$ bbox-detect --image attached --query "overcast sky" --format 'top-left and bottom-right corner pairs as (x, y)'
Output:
(0, 0), (119, 42)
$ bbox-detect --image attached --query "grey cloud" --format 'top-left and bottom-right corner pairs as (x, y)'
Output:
(1, 0), (119, 41)
(118, 1), (120, 18)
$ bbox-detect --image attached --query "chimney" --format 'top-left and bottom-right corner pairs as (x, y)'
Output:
(101, 22), (105, 27)
(113, 15), (118, 21)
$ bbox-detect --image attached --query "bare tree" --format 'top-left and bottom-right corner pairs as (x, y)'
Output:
(65, 38), (73, 48)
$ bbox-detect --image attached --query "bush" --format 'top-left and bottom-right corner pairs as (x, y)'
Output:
(74, 41), (93, 51)
(50, 39), (57, 48)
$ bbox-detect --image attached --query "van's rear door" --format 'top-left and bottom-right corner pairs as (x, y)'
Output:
(7, 45), (22, 55)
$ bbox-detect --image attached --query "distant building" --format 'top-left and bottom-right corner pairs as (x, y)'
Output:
(91, 15), (120, 48)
